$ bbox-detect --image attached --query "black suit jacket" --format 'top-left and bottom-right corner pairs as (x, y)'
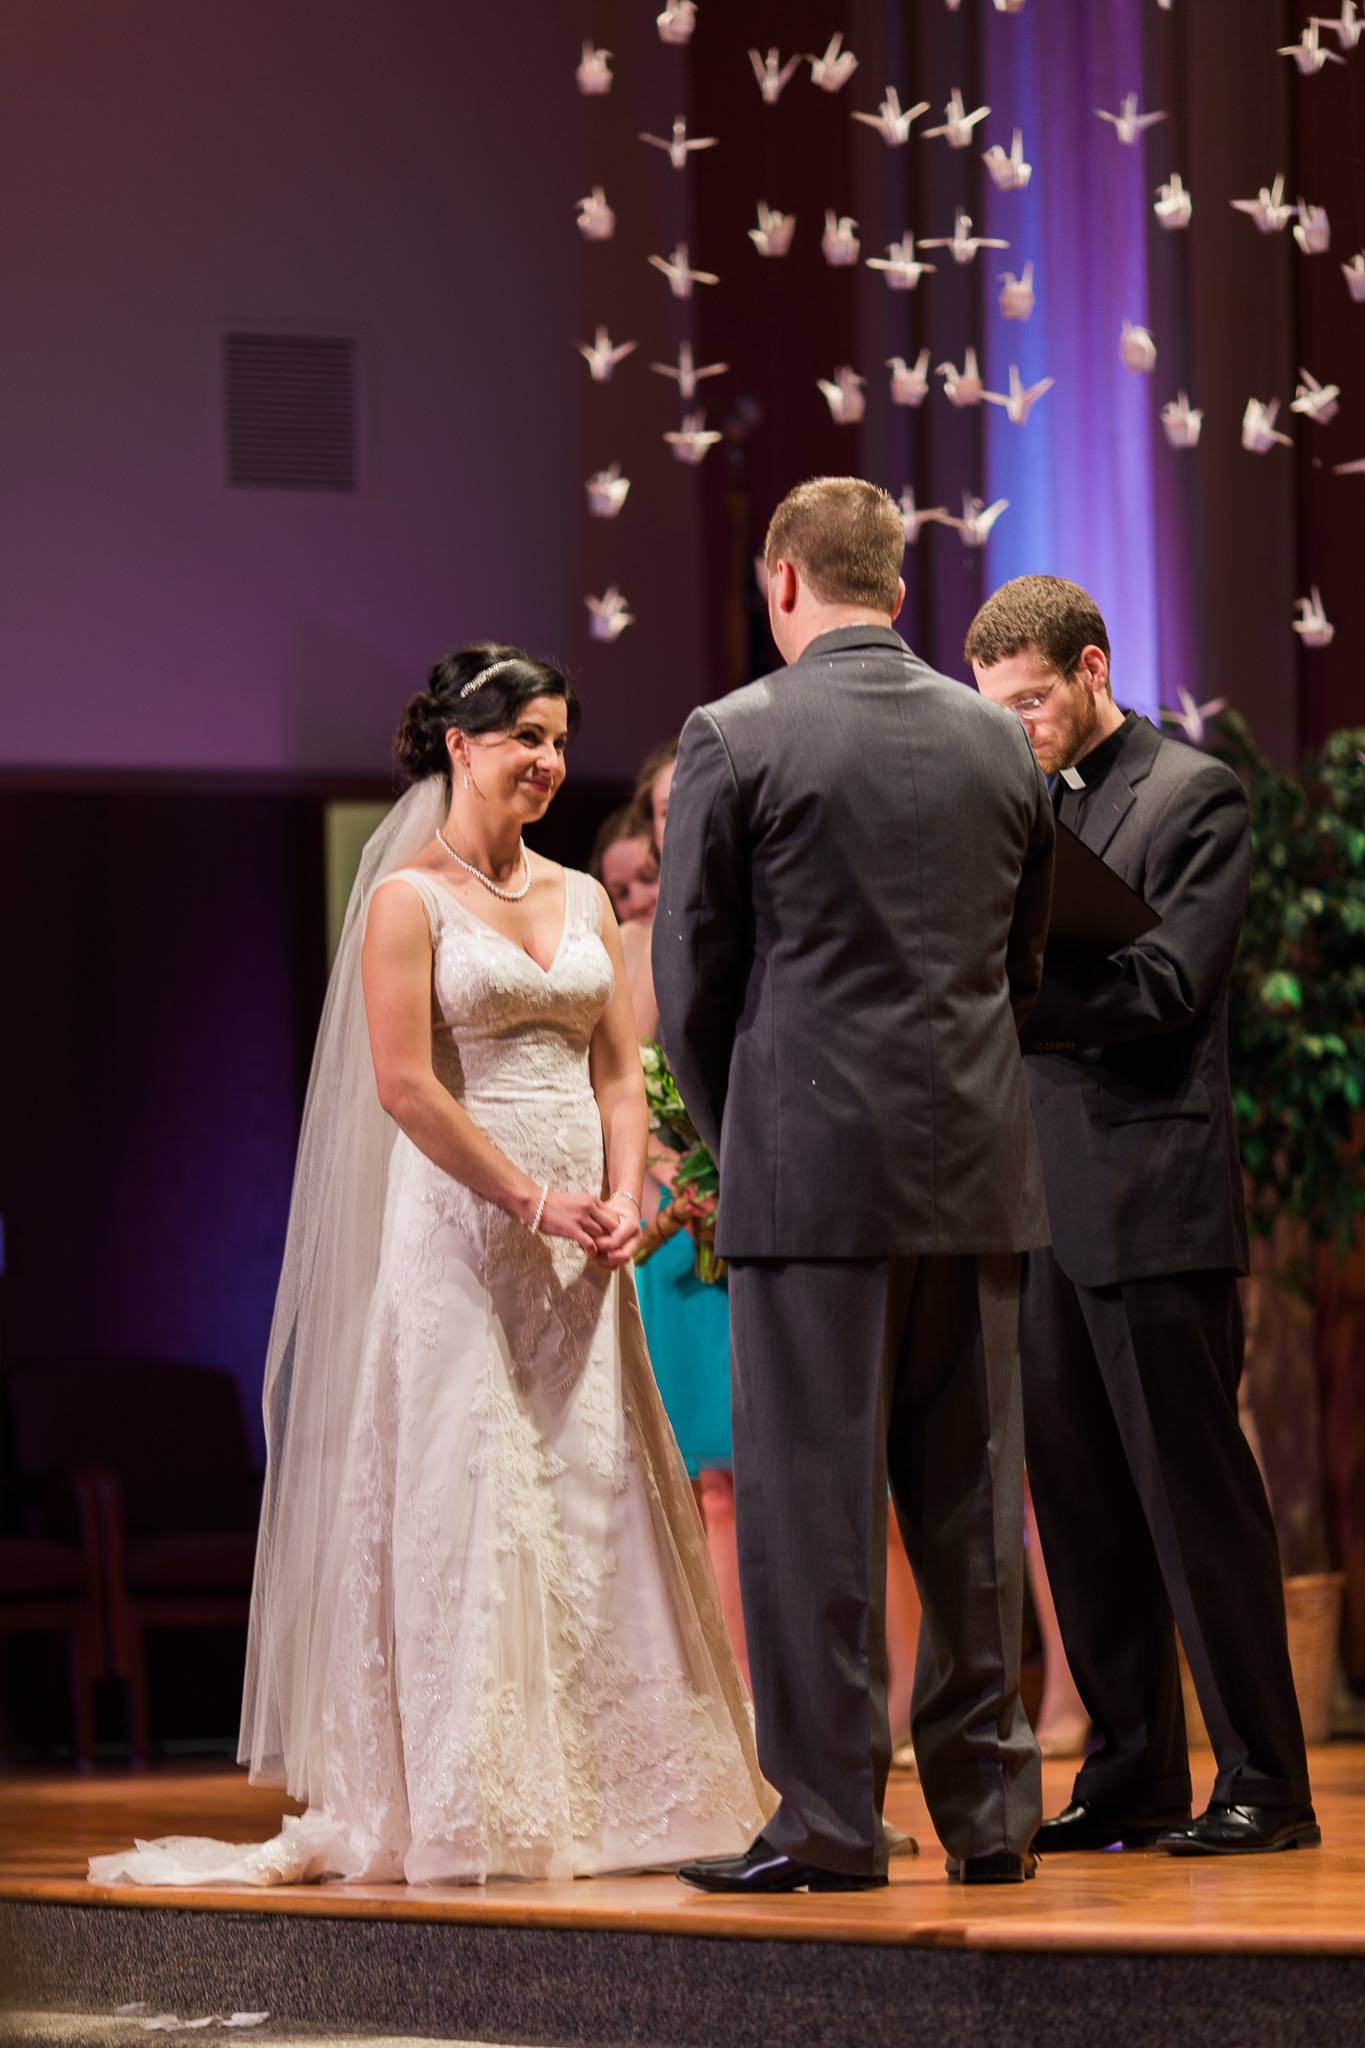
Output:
(652, 625), (1055, 1260)
(1023, 716), (1251, 1287)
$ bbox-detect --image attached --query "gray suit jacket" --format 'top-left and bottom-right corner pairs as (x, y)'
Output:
(1022, 716), (1251, 1287)
(652, 625), (1055, 1260)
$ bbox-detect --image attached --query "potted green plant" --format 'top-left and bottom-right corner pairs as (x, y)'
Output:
(1210, 711), (1365, 1736)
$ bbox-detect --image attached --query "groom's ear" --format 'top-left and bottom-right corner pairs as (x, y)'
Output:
(771, 558), (800, 614)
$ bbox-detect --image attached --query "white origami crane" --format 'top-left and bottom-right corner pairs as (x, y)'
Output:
(657, 1), (696, 45)
(899, 487), (950, 540)
(1160, 392), (1203, 448)
(585, 464), (630, 518)
(1313, 3), (1363, 48)
(750, 202), (796, 256)
(924, 89), (991, 148)
(994, 0), (1028, 12)
(998, 263), (1035, 319)
(1332, 453), (1365, 472)
(640, 118), (718, 170)
(808, 34), (858, 92)
(1096, 94), (1167, 145)
(817, 367), (867, 424)
(586, 587), (634, 640)
(664, 410), (724, 464)
(750, 47), (802, 102)
(1343, 252), (1365, 300)
(1292, 589), (1334, 647)
(1279, 21), (1345, 71)
(576, 43), (613, 95)
(821, 212), (861, 265)
(887, 350), (933, 406)
(651, 340), (728, 401)
(1154, 174), (1193, 229)
(648, 243), (719, 297)
(944, 492), (1009, 546)
(577, 327), (638, 382)
(938, 349), (985, 406)
(1294, 203), (1331, 254)
(1232, 175), (1296, 233)
(983, 130), (1031, 190)
(1291, 368), (1341, 423)
(866, 234), (936, 289)
(1163, 688), (1229, 742)
(1120, 321), (1157, 373)
(576, 187), (616, 241)
(921, 207), (1008, 266)
(983, 363), (1054, 423)
(852, 85), (930, 146)
(1242, 397), (1291, 451)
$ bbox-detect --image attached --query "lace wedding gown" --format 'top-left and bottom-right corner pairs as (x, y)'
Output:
(91, 864), (770, 1888)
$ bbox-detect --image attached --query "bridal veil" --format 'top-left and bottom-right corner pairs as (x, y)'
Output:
(239, 775), (446, 1795)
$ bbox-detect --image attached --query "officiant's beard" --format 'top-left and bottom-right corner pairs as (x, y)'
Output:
(1031, 679), (1103, 777)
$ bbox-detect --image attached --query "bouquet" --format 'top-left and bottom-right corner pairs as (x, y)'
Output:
(637, 1042), (724, 1284)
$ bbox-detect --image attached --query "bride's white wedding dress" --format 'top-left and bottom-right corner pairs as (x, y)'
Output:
(91, 861), (770, 1889)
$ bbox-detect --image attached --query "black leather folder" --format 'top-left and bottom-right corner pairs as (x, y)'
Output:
(1045, 819), (1162, 953)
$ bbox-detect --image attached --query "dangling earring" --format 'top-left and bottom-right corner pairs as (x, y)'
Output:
(463, 768), (470, 790)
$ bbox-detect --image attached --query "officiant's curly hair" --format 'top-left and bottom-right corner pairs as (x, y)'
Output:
(764, 478), (905, 614)
(964, 576), (1111, 682)
(394, 644), (581, 791)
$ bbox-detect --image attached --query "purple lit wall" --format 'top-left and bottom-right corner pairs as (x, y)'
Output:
(981, 1), (1162, 720)
(0, 4), (711, 781)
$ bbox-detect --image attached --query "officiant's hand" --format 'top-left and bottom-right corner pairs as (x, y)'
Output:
(538, 1189), (620, 1254)
(593, 1192), (645, 1268)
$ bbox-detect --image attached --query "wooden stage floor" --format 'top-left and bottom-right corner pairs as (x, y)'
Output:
(2, 1744), (1362, 1957)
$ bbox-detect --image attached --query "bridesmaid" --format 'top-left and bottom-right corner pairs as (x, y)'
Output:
(619, 740), (751, 1692)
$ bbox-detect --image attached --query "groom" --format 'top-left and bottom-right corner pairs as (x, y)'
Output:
(654, 478), (1054, 1887)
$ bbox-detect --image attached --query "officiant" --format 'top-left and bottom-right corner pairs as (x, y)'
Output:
(968, 574), (1316, 1859)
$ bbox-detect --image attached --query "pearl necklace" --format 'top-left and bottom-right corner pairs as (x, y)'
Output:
(436, 827), (532, 902)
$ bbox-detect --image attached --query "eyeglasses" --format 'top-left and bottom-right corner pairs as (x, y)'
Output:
(1009, 679), (1060, 717)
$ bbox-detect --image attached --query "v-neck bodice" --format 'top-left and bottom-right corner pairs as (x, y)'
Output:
(374, 867), (614, 1235)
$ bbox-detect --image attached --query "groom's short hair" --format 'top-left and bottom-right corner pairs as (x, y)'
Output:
(765, 478), (905, 614)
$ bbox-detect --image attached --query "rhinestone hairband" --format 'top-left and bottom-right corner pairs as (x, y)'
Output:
(459, 658), (518, 699)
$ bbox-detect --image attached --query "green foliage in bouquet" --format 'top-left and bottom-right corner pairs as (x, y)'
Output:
(640, 1042), (718, 1195)
(640, 1041), (723, 1280)
(1213, 711), (1365, 1273)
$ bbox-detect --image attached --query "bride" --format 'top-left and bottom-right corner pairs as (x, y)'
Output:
(92, 645), (771, 1888)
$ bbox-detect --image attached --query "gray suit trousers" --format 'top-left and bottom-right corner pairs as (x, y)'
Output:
(727, 1253), (1041, 1872)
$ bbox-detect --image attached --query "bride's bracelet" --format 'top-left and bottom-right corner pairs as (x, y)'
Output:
(529, 1184), (550, 1233)
(611, 1189), (641, 1214)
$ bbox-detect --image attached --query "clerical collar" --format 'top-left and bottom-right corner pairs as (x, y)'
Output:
(1057, 709), (1137, 794)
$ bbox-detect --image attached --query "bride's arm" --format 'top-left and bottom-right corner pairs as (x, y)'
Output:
(361, 880), (616, 1254)
(589, 883), (649, 1268)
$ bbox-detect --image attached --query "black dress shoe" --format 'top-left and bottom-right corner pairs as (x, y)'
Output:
(945, 1851), (1037, 1884)
(1033, 1800), (1192, 1853)
(677, 1835), (888, 1894)
(1156, 1802), (1321, 1855)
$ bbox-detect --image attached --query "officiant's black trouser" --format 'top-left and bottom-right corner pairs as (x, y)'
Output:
(1020, 1246), (1311, 1815)
(727, 1253), (1042, 1874)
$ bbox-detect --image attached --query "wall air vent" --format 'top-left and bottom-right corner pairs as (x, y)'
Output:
(222, 332), (359, 491)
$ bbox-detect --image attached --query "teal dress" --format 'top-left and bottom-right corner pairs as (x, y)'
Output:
(634, 1190), (732, 1477)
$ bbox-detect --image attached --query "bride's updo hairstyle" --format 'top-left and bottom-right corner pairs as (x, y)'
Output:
(394, 642), (581, 793)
